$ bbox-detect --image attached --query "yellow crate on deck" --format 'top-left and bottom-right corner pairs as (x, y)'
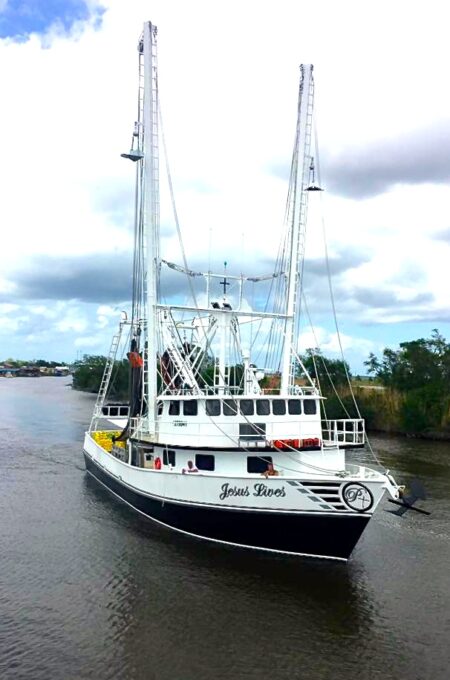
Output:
(92, 430), (126, 452)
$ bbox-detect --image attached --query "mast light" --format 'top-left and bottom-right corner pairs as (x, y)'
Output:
(306, 156), (323, 191)
(122, 121), (144, 161)
(121, 149), (144, 162)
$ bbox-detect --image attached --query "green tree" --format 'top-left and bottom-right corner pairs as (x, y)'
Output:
(72, 355), (107, 393)
(364, 330), (450, 393)
(400, 385), (444, 434)
(299, 348), (351, 390)
(364, 330), (450, 434)
(73, 355), (129, 398)
(33, 359), (62, 368)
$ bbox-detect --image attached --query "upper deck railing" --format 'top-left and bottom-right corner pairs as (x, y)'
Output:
(159, 386), (319, 397)
(322, 419), (365, 446)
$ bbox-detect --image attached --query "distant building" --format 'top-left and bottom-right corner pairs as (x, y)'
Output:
(18, 366), (41, 377)
(0, 366), (20, 377)
(0, 363), (71, 378)
(39, 366), (53, 375)
(54, 366), (70, 376)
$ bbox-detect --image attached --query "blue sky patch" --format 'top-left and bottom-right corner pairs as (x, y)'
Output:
(0, 0), (105, 40)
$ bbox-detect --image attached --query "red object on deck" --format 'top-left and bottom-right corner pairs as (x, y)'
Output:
(128, 351), (143, 368)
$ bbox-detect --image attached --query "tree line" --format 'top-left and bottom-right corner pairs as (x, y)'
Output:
(309, 329), (450, 436)
(72, 329), (450, 436)
(362, 329), (450, 435)
(72, 355), (129, 398)
(0, 358), (67, 367)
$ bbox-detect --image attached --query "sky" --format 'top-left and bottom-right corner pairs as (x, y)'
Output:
(0, 0), (450, 372)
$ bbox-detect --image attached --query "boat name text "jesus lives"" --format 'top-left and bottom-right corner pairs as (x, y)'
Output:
(219, 482), (286, 500)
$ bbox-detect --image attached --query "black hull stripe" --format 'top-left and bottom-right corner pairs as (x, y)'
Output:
(86, 468), (348, 562)
(84, 452), (370, 560)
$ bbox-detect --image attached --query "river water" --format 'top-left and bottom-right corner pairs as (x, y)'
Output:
(0, 377), (449, 680)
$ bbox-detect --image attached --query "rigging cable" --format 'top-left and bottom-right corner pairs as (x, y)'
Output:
(313, 125), (385, 471)
(301, 292), (351, 418)
(313, 127), (359, 415)
(158, 102), (199, 311)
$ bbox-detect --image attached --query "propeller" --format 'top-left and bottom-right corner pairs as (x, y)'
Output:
(387, 479), (431, 516)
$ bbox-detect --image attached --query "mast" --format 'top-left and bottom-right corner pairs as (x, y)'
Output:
(280, 64), (314, 394)
(142, 22), (160, 433)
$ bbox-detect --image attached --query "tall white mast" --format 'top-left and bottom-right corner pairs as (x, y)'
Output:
(142, 22), (160, 433)
(280, 64), (314, 394)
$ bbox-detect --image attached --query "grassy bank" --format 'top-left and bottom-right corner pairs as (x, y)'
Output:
(324, 384), (450, 440)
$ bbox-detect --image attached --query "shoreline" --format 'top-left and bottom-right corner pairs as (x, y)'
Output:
(70, 384), (450, 442)
(367, 428), (450, 442)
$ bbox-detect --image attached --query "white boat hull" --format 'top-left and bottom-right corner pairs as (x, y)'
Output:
(83, 433), (386, 560)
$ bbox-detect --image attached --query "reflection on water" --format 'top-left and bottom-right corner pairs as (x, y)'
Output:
(0, 378), (449, 680)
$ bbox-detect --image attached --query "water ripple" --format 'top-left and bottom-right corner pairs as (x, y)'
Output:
(0, 380), (449, 679)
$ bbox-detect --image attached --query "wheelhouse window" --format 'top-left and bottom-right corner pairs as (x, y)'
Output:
(240, 399), (254, 416)
(288, 399), (301, 415)
(206, 400), (220, 416)
(183, 400), (198, 416)
(247, 456), (272, 474)
(256, 399), (270, 416)
(272, 399), (286, 415)
(163, 449), (176, 466)
(169, 401), (180, 416)
(223, 399), (238, 416)
(239, 423), (266, 441)
(303, 400), (317, 415)
(195, 454), (215, 471)
(157, 401), (163, 416)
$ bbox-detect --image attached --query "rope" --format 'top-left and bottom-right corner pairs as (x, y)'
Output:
(159, 105), (199, 310)
(153, 79), (385, 476)
(313, 125), (385, 471)
(301, 293), (351, 418)
(201, 404), (347, 476)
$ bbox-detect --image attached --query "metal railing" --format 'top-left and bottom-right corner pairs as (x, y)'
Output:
(101, 404), (130, 418)
(322, 419), (365, 446)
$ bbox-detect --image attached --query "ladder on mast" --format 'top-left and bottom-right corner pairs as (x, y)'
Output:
(90, 324), (124, 431)
(142, 22), (160, 433)
(281, 64), (315, 393)
(120, 22), (160, 436)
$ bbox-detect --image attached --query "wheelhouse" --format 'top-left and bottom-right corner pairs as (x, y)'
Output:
(156, 395), (322, 448)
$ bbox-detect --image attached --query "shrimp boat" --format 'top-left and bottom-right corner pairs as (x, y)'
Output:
(83, 21), (401, 561)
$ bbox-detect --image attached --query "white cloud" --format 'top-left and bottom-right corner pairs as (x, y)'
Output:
(28, 305), (58, 318)
(297, 326), (374, 355)
(1, 0), (450, 365)
(0, 303), (19, 314)
(321, 331), (375, 356)
(55, 314), (88, 333)
(0, 316), (19, 333)
(96, 304), (118, 316)
(74, 334), (104, 348)
(96, 304), (120, 328)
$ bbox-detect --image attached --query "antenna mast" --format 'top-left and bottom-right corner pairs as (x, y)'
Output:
(142, 22), (160, 433)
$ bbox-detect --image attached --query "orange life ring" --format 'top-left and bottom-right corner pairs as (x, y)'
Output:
(273, 439), (300, 449)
